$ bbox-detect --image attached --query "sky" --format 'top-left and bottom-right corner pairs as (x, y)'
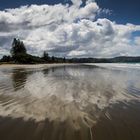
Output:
(0, 0), (140, 58)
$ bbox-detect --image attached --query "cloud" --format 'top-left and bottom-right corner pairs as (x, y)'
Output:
(134, 37), (140, 46)
(71, 0), (82, 7)
(0, 0), (140, 58)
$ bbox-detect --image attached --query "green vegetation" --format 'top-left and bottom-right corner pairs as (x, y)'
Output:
(11, 38), (27, 57)
(0, 38), (67, 64)
(1, 38), (140, 64)
(10, 38), (45, 64)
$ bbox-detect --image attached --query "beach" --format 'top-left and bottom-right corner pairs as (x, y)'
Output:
(0, 64), (139, 140)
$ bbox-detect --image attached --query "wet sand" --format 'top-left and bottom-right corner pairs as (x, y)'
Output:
(0, 64), (140, 140)
(0, 63), (76, 69)
(0, 101), (139, 140)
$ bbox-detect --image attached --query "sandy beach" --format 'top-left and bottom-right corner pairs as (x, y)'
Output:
(0, 63), (78, 69)
(0, 64), (139, 140)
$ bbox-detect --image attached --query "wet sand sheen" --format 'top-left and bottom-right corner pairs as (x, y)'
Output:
(0, 64), (140, 140)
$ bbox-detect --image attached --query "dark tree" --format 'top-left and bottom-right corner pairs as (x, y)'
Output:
(10, 38), (28, 63)
(51, 56), (55, 62)
(1, 55), (12, 62)
(42, 51), (49, 61)
(10, 38), (27, 57)
(63, 57), (66, 63)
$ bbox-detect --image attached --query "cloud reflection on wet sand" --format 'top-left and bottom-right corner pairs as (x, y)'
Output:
(0, 64), (140, 140)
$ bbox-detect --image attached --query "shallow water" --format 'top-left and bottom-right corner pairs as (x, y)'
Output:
(0, 64), (140, 140)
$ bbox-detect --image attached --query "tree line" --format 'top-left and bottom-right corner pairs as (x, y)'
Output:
(0, 38), (67, 64)
(1, 38), (140, 64)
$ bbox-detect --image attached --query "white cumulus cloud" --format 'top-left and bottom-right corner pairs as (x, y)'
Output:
(0, 0), (140, 58)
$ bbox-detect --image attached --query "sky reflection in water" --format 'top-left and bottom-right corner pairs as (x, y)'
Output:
(0, 64), (140, 130)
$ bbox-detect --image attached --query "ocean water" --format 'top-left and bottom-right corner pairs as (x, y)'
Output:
(0, 64), (140, 140)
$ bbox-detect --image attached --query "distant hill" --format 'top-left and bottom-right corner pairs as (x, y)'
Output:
(1, 56), (140, 64)
(69, 56), (140, 63)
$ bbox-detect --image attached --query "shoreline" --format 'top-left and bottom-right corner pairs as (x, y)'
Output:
(0, 63), (79, 69)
